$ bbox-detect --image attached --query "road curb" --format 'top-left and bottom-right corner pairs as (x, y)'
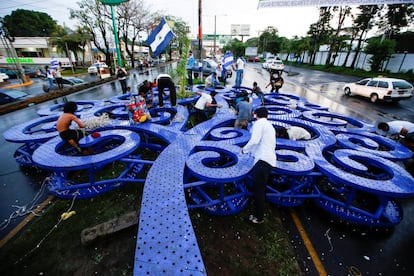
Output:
(3, 79), (34, 89)
(0, 76), (116, 115)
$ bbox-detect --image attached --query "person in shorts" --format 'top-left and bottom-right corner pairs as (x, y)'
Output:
(56, 101), (86, 153)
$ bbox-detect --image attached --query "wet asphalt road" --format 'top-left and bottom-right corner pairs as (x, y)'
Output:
(1, 64), (413, 275)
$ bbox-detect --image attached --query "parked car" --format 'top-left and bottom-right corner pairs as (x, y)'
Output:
(0, 66), (45, 79)
(57, 77), (85, 86)
(0, 88), (30, 105)
(0, 73), (9, 82)
(0, 67), (20, 78)
(88, 62), (108, 75)
(247, 56), (260, 62)
(23, 66), (46, 78)
(192, 59), (232, 79)
(267, 60), (285, 73)
(343, 77), (413, 103)
(43, 77), (85, 92)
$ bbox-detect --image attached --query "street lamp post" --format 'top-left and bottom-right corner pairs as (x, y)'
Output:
(213, 15), (216, 58)
(213, 14), (226, 59)
(99, 0), (129, 67)
(198, 0), (202, 60)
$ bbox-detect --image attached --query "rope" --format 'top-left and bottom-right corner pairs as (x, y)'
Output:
(14, 193), (78, 264)
(324, 228), (334, 252)
(0, 177), (48, 231)
(347, 265), (363, 276)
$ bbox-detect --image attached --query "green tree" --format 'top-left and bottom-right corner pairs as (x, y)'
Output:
(222, 39), (245, 58)
(393, 31), (414, 53)
(325, 6), (352, 66)
(295, 37), (311, 63)
(244, 37), (259, 49)
(258, 26), (280, 54)
(364, 37), (396, 72)
(70, 0), (114, 68)
(165, 16), (191, 58)
(378, 4), (414, 38)
(117, 0), (153, 68)
(49, 26), (92, 66)
(349, 5), (380, 69)
(71, 26), (93, 65)
(307, 7), (333, 65)
(279, 36), (291, 61)
(173, 40), (191, 94)
(341, 26), (359, 67)
(3, 9), (58, 37)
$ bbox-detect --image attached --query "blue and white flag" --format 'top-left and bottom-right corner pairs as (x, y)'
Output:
(50, 56), (59, 69)
(222, 52), (234, 71)
(146, 18), (175, 57)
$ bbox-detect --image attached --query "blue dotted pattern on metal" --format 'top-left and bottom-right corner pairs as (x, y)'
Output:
(32, 129), (140, 170)
(3, 88), (414, 273)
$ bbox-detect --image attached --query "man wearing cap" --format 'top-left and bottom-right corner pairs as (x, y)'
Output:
(241, 107), (276, 224)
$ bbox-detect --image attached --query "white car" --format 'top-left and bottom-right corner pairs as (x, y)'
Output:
(343, 77), (413, 103)
(262, 58), (273, 69)
(0, 73), (9, 82)
(262, 57), (282, 70)
(267, 60), (285, 72)
(88, 62), (108, 75)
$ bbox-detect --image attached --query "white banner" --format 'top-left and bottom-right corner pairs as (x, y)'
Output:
(258, 0), (414, 8)
(231, 24), (251, 36)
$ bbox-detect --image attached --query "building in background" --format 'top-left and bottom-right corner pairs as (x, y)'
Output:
(0, 37), (91, 69)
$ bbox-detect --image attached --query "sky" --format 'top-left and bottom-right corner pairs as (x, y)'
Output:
(0, 0), (328, 39)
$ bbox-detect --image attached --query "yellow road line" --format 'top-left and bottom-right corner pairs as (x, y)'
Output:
(3, 80), (34, 89)
(0, 195), (54, 248)
(290, 209), (327, 276)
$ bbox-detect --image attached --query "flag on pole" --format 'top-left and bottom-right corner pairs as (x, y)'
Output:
(146, 18), (175, 57)
(50, 56), (59, 69)
(222, 52), (234, 71)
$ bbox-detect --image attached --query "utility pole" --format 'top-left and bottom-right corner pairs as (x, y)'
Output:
(0, 25), (26, 83)
(99, 0), (129, 67)
(198, 0), (202, 60)
(213, 15), (216, 58)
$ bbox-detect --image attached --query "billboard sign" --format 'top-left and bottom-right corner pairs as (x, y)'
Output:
(245, 47), (258, 56)
(231, 24), (250, 36)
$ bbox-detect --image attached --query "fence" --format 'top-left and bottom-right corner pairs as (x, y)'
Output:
(280, 51), (414, 73)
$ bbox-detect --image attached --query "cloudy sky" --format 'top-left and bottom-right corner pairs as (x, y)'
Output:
(0, 0), (364, 39)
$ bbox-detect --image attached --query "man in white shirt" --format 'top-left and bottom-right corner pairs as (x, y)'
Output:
(278, 126), (311, 141)
(45, 65), (54, 92)
(194, 91), (221, 122)
(157, 73), (176, 107)
(205, 72), (220, 88)
(235, 56), (246, 87)
(377, 120), (414, 142)
(242, 107), (276, 224)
